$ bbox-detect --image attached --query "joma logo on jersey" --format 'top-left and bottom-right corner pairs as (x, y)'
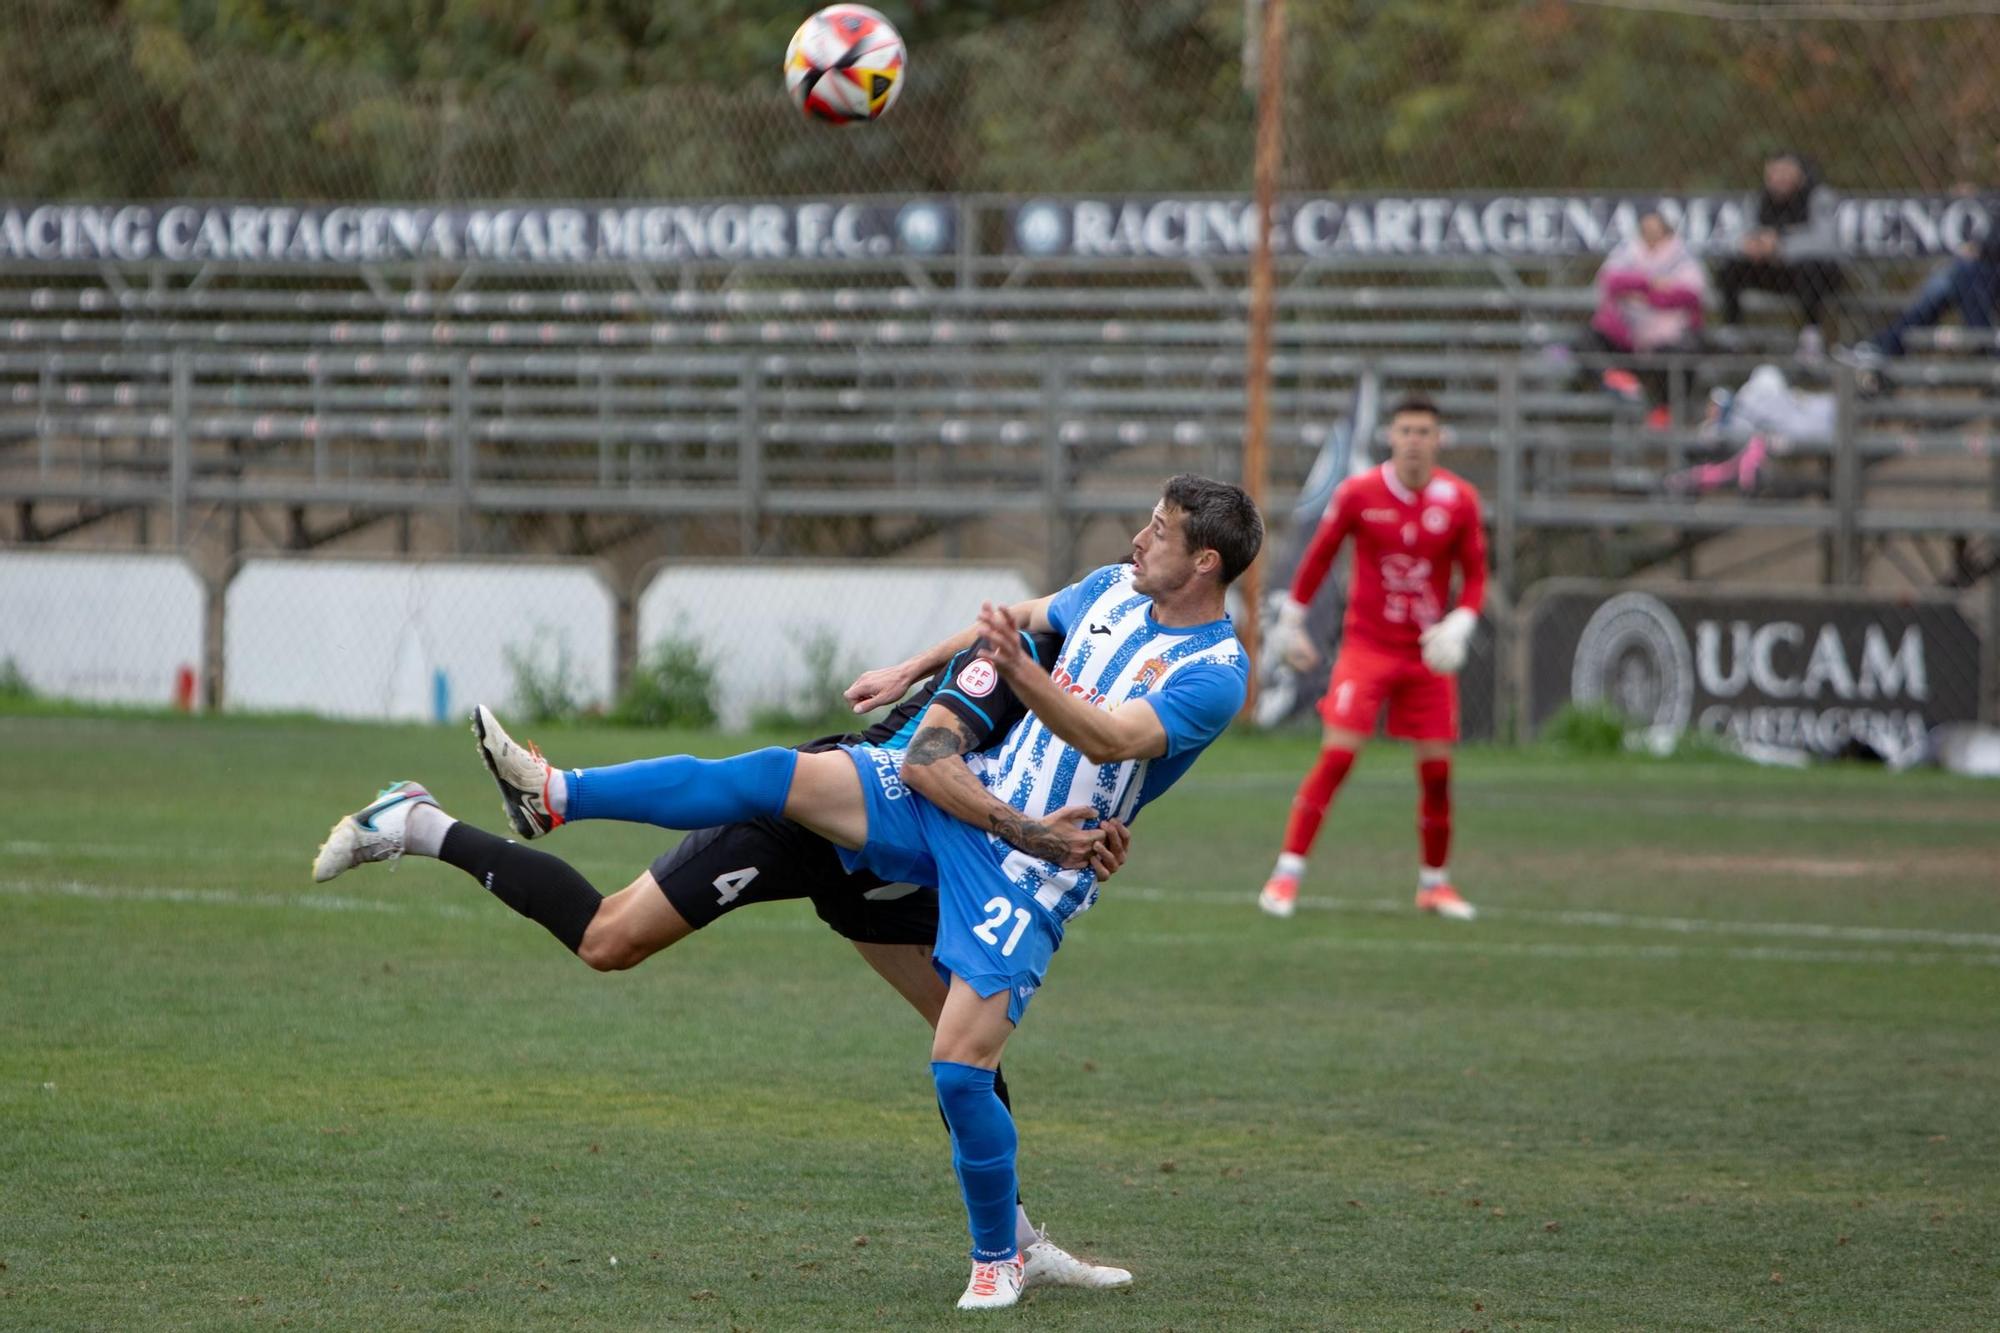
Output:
(1049, 665), (1107, 706)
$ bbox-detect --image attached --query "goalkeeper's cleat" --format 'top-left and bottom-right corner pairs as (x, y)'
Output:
(311, 781), (436, 883)
(472, 704), (562, 839)
(956, 1254), (1024, 1310)
(1257, 872), (1299, 919)
(1021, 1231), (1132, 1289)
(1416, 883), (1477, 921)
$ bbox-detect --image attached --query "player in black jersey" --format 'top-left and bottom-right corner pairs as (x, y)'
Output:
(310, 630), (1135, 1290)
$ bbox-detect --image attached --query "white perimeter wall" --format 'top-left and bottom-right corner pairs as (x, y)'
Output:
(225, 560), (615, 722)
(637, 563), (1034, 729)
(0, 552), (206, 707)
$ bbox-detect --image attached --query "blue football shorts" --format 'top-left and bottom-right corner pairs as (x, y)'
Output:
(838, 744), (1063, 1024)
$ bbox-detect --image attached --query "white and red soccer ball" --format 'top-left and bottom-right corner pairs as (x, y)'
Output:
(785, 5), (907, 124)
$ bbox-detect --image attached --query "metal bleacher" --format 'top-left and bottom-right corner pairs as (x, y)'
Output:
(3, 248), (1997, 592)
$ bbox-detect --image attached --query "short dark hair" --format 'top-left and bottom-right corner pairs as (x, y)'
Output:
(1389, 395), (1442, 422)
(1161, 474), (1263, 585)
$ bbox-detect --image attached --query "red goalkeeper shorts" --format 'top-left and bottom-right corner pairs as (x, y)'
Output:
(1318, 641), (1459, 742)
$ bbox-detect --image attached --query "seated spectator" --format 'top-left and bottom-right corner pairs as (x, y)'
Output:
(1714, 152), (1845, 346)
(1576, 207), (1709, 423)
(1841, 218), (1999, 362)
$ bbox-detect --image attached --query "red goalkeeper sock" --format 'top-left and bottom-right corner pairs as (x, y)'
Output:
(1418, 757), (1452, 870)
(1282, 746), (1356, 860)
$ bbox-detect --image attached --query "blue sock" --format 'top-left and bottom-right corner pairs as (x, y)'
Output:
(932, 1061), (1019, 1262)
(565, 748), (798, 829)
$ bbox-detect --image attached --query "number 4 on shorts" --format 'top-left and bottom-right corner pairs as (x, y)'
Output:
(713, 866), (759, 905)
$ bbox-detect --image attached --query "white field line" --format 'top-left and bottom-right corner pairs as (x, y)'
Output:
(8, 876), (1998, 969)
(0, 878), (478, 920)
(1176, 772), (1999, 826)
(3, 840), (175, 859)
(1119, 928), (2000, 968)
(1113, 885), (2000, 951)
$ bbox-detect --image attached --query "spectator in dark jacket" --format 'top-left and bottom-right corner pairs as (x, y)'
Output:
(1843, 205), (2000, 360)
(1714, 152), (1845, 339)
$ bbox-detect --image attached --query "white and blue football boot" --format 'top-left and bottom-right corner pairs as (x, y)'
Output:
(311, 781), (437, 883)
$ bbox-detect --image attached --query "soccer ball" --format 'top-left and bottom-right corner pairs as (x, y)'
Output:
(784, 5), (907, 124)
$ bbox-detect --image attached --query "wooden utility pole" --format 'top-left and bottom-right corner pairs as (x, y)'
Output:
(1239, 0), (1285, 715)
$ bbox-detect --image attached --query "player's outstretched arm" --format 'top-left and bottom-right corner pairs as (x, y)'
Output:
(974, 603), (1169, 766)
(844, 594), (1058, 713)
(901, 703), (1125, 874)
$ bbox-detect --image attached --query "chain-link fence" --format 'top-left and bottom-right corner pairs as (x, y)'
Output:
(3, 0), (1998, 735)
(9, 0), (1998, 199)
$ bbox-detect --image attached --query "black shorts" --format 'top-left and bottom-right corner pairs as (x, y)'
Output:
(648, 816), (940, 946)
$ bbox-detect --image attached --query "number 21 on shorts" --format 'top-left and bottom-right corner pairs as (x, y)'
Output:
(972, 896), (1032, 957)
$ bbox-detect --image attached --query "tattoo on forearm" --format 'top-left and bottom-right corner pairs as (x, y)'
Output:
(905, 723), (972, 768)
(987, 808), (1068, 862)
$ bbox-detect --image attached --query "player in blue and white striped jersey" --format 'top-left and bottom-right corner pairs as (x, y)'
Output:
(977, 558), (1250, 925)
(351, 474), (1262, 1311)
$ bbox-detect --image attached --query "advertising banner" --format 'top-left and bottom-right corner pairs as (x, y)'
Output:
(1005, 193), (1994, 261)
(1524, 583), (1983, 764)
(0, 198), (960, 266)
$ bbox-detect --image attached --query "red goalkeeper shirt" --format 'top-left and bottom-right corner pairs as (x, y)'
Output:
(1290, 462), (1489, 657)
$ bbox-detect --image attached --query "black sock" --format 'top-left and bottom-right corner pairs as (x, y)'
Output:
(938, 1066), (1024, 1209)
(438, 822), (602, 954)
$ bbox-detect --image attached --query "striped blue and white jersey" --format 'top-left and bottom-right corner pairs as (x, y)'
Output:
(975, 562), (1247, 925)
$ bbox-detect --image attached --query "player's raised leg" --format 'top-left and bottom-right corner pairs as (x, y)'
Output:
(311, 776), (694, 963)
(472, 704), (870, 850)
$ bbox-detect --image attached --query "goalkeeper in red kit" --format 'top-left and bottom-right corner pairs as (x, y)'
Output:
(1258, 396), (1489, 921)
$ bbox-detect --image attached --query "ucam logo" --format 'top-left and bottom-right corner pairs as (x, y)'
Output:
(1570, 591), (1695, 734)
(1559, 588), (1969, 765)
(1693, 620), (1926, 702)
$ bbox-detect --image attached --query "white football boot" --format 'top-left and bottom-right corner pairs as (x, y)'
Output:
(1257, 873), (1299, 919)
(955, 1254), (1025, 1311)
(311, 781), (437, 882)
(1021, 1230), (1133, 1289)
(471, 704), (562, 839)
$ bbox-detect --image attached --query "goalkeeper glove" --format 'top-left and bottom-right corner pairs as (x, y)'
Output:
(1270, 595), (1306, 651)
(1419, 607), (1478, 675)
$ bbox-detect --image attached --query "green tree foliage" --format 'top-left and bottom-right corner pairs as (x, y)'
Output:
(3, 0), (1994, 201)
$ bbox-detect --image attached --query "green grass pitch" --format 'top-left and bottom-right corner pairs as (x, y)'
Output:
(3, 711), (1996, 1330)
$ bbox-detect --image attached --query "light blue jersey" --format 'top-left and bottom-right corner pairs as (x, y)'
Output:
(975, 562), (1247, 923)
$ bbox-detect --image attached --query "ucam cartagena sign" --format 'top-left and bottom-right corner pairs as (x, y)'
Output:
(1524, 583), (1983, 765)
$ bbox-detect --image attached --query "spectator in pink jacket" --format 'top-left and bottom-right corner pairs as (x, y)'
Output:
(1579, 208), (1711, 423)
